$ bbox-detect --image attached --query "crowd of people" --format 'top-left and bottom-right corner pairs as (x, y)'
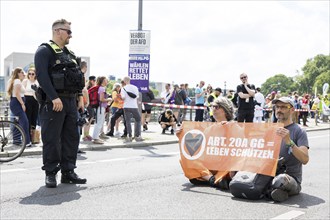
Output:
(3, 18), (327, 203)
(6, 67), (39, 148)
(6, 66), (329, 150)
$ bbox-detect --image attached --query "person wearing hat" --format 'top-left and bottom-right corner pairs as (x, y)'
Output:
(179, 97), (243, 189)
(88, 75), (96, 83)
(207, 87), (222, 122)
(270, 97), (309, 202)
(158, 109), (177, 134)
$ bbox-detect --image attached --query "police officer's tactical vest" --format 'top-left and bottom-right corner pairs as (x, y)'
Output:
(42, 41), (84, 93)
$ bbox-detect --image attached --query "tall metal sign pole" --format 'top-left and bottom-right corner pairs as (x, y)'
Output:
(138, 0), (143, 30)
(129, 0), (151, 114)
(128, 0), (150, 93)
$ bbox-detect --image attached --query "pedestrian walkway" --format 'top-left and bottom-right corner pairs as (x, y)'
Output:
(3, 120), (330, 158)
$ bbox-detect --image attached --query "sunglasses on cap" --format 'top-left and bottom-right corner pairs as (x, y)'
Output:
(240, 76), (247, 79)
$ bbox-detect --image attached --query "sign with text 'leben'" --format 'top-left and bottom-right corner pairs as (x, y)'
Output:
(178, 122), (283, 176)
(128, 30), (150, 92)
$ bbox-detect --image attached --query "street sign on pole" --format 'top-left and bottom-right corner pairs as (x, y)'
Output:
(128, 30), (151, 93)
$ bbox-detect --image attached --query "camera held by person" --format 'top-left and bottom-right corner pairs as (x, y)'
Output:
(77, 109), (89, 127)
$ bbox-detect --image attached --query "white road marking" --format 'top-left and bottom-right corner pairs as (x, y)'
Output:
(309, 135), (329, 139)
(0, 168), (27, 173)
(271, 210), (305, 220)
(0, 152), (180, 173)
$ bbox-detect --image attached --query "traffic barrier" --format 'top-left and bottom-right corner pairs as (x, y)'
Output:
(143, 102), (317, 112)
(142, 102), (207, 110)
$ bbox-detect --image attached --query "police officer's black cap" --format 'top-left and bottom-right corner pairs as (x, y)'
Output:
(215, 87), (222, 93)
(89, 76), (96, 81)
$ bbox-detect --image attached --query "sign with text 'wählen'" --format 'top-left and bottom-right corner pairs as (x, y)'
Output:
(128, 30), (150, 93)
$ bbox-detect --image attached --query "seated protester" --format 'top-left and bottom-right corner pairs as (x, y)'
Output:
(158, 109), (177, 135)
(177, 97), (243, 189)
(270, 97), (309, 202)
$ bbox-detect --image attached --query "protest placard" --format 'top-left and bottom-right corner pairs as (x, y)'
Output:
(178, 121), (283, 176)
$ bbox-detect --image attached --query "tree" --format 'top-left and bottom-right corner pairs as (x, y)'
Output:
(261, 74), (294, 96)
(261, 54), (329, 96)
(314, 70), (330, 95)
(301, 54), (330, 95)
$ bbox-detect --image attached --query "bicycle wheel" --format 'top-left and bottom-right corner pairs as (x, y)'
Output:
(0, 120), (27, 162)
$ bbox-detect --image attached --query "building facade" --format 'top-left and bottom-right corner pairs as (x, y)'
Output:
(1, 52), (90, 97)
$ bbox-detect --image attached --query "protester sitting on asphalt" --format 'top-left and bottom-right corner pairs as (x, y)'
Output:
(177, 97), (242, 189)
(270, 97), (309, 202)
(158, 109), (177, 135)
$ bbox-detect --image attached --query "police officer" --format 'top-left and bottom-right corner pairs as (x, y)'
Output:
(34, 19), (86, 188)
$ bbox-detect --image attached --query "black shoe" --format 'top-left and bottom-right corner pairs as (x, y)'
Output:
(216, 179), (230, 190)
(77, 149), (86, 154)
(162, 129), (166, 134)
(106, 131), (114, 137)
(45, 173), (57, 188)
(121, 134), (127, 138)
(189, 178), (209, 186)
(208, 175), (216, 187)
(61, 171), (87, 184)
(170, 129), (174, 135)
(271, 189), (289, 202)
(143, 123), (148, 131)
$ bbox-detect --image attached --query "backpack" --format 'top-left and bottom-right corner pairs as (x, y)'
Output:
(229, 172), (273, 200)
(229, 158), (286, 200)
(88, 85), (100, 108)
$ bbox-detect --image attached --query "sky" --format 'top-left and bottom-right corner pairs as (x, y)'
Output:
(1, 0), (329, 90)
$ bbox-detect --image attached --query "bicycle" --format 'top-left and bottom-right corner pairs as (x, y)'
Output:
(0, 116), (27, 162)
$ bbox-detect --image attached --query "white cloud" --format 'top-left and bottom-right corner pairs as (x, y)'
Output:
(1, 0), (329, 91)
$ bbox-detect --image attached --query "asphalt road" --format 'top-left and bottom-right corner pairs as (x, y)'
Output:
(0, 130), (329, 219)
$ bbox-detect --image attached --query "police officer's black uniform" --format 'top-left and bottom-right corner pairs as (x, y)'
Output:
(34, 40), (86, 187)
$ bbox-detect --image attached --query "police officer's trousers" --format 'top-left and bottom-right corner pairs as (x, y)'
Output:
(39, 96), (79, 173)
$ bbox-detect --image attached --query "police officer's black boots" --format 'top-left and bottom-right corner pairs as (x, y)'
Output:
(61, 171), (87, 184)
(45, 172), (57, 188)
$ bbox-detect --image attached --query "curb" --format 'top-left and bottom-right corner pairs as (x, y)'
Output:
(1, 126), (328, 159)
(2, 140), (179, 158)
